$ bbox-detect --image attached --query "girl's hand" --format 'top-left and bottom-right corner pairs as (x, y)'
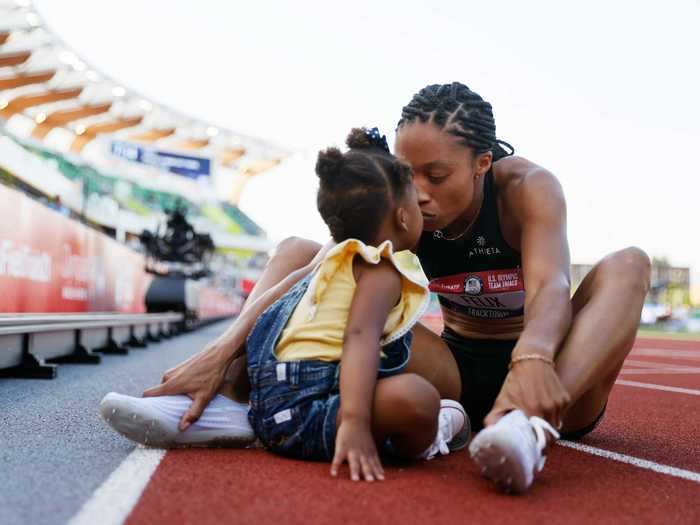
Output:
(484, 359), (571, 430)
(142, 342), (232, 431)
(330, 418), (385, 482)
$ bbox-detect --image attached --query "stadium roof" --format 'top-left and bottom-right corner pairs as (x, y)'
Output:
(0, 0), (288, 203)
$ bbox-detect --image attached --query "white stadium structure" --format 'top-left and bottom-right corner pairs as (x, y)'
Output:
(0, 0), (286, 255)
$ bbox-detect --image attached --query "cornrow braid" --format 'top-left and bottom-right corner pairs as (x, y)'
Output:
(398, 82), (514, 161)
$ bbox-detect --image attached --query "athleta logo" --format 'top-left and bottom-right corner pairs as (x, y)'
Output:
(468, 245), (501, 258)
(468, 234), (501, 257)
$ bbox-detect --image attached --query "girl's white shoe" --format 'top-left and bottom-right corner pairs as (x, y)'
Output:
(420, 399), (471, 460)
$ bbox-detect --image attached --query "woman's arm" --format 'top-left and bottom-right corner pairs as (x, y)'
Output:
(485, 167), (572, 427)
(330, 259), (401, 481)
(144, 239), (334, 431)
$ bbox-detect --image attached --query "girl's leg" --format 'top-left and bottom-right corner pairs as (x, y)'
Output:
(330, 327), (463, 461)
(367, 373), (441, 457)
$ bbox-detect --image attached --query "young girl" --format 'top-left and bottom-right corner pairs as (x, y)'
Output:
(101, 128), (470, 481)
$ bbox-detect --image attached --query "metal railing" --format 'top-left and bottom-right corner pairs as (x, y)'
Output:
(0, 312), (184, 379)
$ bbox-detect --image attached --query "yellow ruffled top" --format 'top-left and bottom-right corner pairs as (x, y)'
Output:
(275, 239), (430, 362)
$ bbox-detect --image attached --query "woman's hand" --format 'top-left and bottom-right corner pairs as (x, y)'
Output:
(484, 359), (571, 429)
(142, 341), (234, 431)
(330, 418), (384, 482)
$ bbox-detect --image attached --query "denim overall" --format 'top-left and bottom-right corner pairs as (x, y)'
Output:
(246, 273), (412, 460)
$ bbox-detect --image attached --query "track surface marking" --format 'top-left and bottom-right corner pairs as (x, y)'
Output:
(558, 440), (700, 483)
(68, 447), (165, 525)
(125, 447), (700, 525)
(67, 335), (698, 525)
(616, 380), (700, 396)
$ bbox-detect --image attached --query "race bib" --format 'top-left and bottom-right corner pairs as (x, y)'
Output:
(429, 268), (525, 319)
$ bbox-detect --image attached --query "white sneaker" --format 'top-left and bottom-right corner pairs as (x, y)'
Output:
(468, 409), (560, 493)
(100, 392), (256, 448)
(420, 399), (471, 460)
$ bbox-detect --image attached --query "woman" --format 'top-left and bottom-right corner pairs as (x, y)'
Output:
(142, 83), (650, 492)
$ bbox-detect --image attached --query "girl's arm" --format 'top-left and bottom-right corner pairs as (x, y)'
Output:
(330, 258), (402, 481)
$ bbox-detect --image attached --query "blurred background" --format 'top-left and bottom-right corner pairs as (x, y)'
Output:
(0, 0), (698, 332)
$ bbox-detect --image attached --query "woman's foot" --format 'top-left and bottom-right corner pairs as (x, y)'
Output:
(100, 392), (256, 448)
(468, 409), (560, 493)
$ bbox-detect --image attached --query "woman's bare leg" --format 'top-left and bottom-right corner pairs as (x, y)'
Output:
(405, 323), (462, 401)
(556, 247), (651, 434)
(242, 237), (323, 310)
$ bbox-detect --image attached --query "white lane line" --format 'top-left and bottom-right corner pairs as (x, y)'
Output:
(632, 349), (700, 360)
(67, 447), (166, 525)
(615, 379), (700, 396)
(558, 440), (700, 484)
(623, 359), (700, 370)
(621, 368), (700, 376)
(623, 360), (668, 369)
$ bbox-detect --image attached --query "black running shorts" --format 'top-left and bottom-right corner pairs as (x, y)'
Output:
(442, 327), (605, 438)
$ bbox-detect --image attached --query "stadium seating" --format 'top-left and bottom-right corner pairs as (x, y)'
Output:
(1, 0), (284, 325)
(0, 1), (283, 257)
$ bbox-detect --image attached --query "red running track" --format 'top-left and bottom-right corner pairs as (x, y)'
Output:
(124, 337), (700, 525)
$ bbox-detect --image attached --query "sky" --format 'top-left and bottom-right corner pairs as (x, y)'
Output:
(34, 0), (700, 291)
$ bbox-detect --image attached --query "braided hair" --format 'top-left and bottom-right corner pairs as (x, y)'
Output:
(316, 128), (412, 244)
(397, 82), (514, 161)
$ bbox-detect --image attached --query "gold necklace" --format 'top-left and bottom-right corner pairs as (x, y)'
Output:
(433, 201), (482, 241)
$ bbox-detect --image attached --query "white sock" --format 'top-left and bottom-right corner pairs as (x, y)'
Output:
(139, 394), (250, 432)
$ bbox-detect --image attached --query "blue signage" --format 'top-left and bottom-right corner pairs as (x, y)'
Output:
(111, 141), (211, 179)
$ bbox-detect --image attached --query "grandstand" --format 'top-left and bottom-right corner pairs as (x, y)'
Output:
(0, 0), (284, 250)
(0, 0), (286, 316)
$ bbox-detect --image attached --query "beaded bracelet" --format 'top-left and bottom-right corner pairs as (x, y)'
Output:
(508, 354), (555, 370)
